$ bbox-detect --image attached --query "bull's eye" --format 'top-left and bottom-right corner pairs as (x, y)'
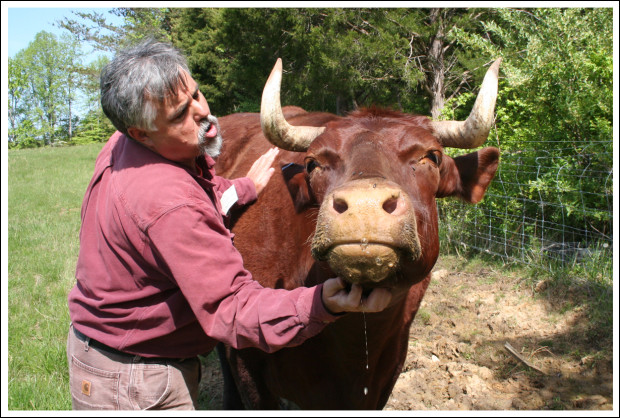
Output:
(426, 151), (442, 166)
(305, 159), (319, 174)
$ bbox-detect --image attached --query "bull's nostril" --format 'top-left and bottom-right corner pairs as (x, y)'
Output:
(333, 198), (348, 214)
(382, 197), (399, 214)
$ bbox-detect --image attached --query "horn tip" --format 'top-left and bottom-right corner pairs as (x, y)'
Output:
(490, 57), (502, 72)
(265, 58), (283, 91)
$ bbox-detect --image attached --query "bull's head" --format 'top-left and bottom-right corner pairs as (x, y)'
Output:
(261, 59), (501, 290)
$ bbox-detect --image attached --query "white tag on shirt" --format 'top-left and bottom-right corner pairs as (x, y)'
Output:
(220, 185), (238, 215)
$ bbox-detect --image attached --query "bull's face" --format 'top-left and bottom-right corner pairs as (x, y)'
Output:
(308, 119), (432, 287)
(261, 59), (501, 290)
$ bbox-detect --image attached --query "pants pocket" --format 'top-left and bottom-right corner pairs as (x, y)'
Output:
(70, 355), (120, 410)
(129, 363), (170, 409)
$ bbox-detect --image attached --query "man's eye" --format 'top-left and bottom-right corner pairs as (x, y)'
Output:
(174, 110), (186, 121)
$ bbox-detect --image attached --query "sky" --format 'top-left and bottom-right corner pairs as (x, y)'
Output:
(4, 3), (124, 60)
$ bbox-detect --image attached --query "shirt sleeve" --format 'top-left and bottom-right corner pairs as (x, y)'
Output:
(212, 175), (258, 208)
(146, 199), (338, 353)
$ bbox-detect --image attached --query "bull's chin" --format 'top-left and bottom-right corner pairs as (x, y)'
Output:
(325, 243), (402, 285)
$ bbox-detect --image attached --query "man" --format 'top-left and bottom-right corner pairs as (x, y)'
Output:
(66, 39), (391, 410)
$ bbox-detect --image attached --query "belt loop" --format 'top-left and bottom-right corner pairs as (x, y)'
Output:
(84, 336), (90, 352)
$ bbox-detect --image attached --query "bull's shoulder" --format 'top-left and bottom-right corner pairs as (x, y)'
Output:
(218, 106), (308, 123)
(219, 112), (260, 126)
(281, 105), (308, 119)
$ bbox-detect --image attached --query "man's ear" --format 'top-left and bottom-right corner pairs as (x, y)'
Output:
(437, 147), (500, 204)
(127, 126), (151, 145)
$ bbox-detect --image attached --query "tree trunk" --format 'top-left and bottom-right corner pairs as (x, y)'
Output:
(427, 8), (447, 120)
(68, 95), (73, 140)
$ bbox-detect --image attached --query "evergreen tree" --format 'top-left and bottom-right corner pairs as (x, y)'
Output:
(57, 8), (174, 54)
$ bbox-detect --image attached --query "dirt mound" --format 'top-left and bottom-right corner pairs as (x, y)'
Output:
(385, 263), (613, 411)
(200, 258), (614, 410)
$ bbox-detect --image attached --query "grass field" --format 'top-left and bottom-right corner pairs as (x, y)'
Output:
(7, 143), (105, 410)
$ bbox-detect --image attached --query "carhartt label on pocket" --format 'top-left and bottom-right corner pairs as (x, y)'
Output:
(221, 185), (238, 215)
(81, 380), (92, 396)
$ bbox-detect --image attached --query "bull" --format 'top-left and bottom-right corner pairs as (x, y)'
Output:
(213, 58), (501, 409)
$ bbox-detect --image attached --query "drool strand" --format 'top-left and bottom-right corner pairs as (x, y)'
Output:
(362, 300), (369, 396)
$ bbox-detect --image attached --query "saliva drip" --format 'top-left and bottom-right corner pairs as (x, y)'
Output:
(362, 301), (369, 396)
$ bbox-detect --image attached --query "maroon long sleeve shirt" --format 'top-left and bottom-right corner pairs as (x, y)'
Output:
(68, 132), (337, 359)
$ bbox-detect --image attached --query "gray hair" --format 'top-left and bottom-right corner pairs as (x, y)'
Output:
(100, 39), (191, 136)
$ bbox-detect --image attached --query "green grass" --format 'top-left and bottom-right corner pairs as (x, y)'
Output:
(8, 143), (105, 410)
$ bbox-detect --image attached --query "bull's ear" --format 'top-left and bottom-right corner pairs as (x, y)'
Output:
(281, 163), (316, 212)
(437, 147), (500, 204)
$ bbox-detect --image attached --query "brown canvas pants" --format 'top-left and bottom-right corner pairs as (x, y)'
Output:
(66, 324), (201, 410)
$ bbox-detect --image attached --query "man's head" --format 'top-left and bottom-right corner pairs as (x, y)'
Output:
(100, 39), (222, 166)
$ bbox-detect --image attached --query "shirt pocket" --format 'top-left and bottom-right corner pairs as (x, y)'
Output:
(70, 355), (120, 410)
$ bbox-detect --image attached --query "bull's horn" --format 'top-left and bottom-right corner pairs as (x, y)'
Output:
(261, 58), (325, 152)
(431, 58), (502, 149)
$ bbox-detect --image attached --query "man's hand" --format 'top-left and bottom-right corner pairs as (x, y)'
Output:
(322, 278), (392, 314)
(246, 147), (279, 195)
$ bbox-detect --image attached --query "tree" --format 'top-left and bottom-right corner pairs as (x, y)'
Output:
(169, 8), (500, 119)
(71, 56), (116, 144)
(25, 32), (63, 144)
(8, 31), (84, 147)
(57, 8), (174, 55)
(59, 33), (84, 141)
(170, 8), (227, 112)
(7, 55), (28, 144)
(172, 8), (429, 115)
(408, 8), (498, 120)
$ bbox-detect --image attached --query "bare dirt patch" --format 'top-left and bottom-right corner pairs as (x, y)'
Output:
(199, 257), (614, 411)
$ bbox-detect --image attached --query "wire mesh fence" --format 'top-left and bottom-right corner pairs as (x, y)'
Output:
(438, 140), (613, 273)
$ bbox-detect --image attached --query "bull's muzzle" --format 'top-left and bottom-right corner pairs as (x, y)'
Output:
(311, 179), (420, 284)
